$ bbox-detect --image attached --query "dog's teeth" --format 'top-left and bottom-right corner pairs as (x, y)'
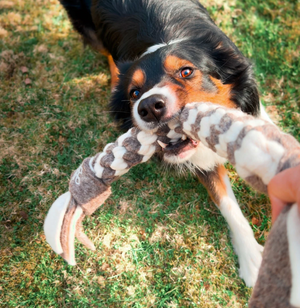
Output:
(181, 135), (187, 140)
(167, 130), (182, 139)
(167, 119), (180, 130)
(157, 140), (168, 149)
(170, 139), (179, 143)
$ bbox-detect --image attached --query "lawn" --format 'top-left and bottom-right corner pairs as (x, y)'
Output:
(0, 0), (299, 307)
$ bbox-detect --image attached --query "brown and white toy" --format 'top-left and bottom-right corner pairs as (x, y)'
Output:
(44, 124), (182, 265)
(44, 127), (157, 265)
(44, 102), (300, 307)
(177, 103), (300, 308)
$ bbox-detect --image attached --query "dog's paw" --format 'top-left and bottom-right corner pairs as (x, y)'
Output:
(232, 234), (264, 287)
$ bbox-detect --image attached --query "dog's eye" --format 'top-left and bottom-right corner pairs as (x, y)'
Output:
(130, 89), (140, 99)
(180, 67), (193, 78)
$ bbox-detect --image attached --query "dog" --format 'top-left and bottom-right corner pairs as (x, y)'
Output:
(59, 0), (272, 287)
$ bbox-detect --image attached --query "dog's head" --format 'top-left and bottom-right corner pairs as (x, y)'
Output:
(110, 38), (260, 164)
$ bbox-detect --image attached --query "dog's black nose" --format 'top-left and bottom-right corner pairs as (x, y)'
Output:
(138, 95), (166, 122)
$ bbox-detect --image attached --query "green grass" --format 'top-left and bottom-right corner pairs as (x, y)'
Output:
(0, 0), (299, 307)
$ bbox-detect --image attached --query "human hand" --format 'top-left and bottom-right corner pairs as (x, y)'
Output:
(268, 164), (300, 223)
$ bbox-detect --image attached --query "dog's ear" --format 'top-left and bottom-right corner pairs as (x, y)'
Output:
(109, 61), (133, 130)
(211, 46), (260, 116)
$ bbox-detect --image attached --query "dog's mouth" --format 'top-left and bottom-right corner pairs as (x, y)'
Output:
(157, 136), (199, 158)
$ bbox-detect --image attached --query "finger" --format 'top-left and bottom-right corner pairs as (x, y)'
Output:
(268, 165), (300, 204)
(268, 165), (300, 222)
(75, 214), (96, 251)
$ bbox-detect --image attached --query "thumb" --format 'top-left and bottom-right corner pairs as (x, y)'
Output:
(268, 164), (300, 223)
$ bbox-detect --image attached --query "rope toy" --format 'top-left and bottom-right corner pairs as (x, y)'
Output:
(44, 102), (300, 307)
(176, 103), (300, 307)
(44, 123), (179, 265)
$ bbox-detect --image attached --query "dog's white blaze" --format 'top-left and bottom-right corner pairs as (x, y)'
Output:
(140, 43), (169, 57)
(287, 203), (300, 307)
(218, 173), (263, 287)
(133, 86), (177, 131)
(44, 191), (71, 255)
(140, 38), (188, 58)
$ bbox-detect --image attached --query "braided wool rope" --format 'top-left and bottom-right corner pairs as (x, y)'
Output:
(44, 125), (181, 265)
(177, 102), (300, 192)
(176, 102), (300, 308)
(44, 102), (300, 306)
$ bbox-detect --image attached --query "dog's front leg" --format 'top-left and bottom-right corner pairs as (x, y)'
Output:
(196, 164), (263, 287)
